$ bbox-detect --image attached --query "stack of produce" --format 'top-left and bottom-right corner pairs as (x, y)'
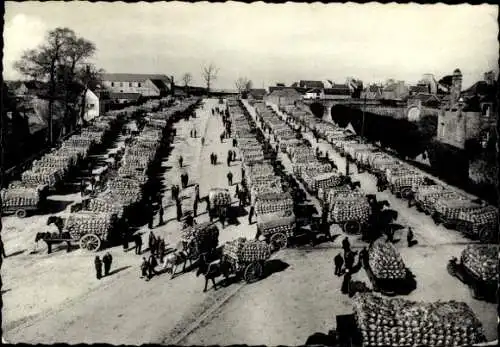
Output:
(389, 172), (425, 193)
(460, 244), (499, 282)
(293, 162), (331, 178)
(302, 172), (343, 192)
(257, 211), (296, 238)
(208, 188), (231, 207)
(239, 240), (272, 263)
(434, 198), (483, 221)
(1, 187), (41, 208)
(255, 192), (294, 215)
(325, 187), (364, 207)
(352, 293), (486, 347)
(21, 168), (63, 187)
(417, 190), (467, 214)
(457, 205), (498, 236)
(63, 212), (115, 240)
(181, 222), (219, 252)
(413, 184), (444, 202)
(87, 197), (125, 219)
(329, 196), (370, 224)
(368, 239), (407, 279)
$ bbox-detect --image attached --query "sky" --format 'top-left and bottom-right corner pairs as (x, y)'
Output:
(3, 2), (499, 90)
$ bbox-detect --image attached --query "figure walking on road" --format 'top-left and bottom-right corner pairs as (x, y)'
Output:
(121, 230), (129, 252)
(219, 206), (227, 229)
(159, 239), (166, 264)
(220, 133), (224, 143)
(94, 256), (103, 280)
(178, 156), (183, 168)
(248, 205), (255, 225)
(103, 252), (113, 276)
(195, 184), (200, 202)
(148, 231), (157, 256)
(214, 154), (218, 165)
(407, 227), (417, 247)
(342, 237), (351, 253)
(158, 201), (164, 226)
(140, 257), (149, 279)
(233, 138), (237, 147)
(334, 253), (344, 276)
(201, 137), (205, 146)
(341, 268), (352, 294)
(176, 199), (183, 222)
(134, 234), (143, 255)
(227, 171), (233, 186)
(148, 254), (158, 279)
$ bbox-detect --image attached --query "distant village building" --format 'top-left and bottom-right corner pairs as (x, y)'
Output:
(323, 84), (352, 100)
(304, 88), (324, 100)
(437, 69), (496, 150)
(102, 73), (171, 98)
(299, 80), (324, 89)
(361, 85), (383, 99)
(265, 88), (302, 106)
(247, 89), (267, 100)
(381, 80), (409, 100)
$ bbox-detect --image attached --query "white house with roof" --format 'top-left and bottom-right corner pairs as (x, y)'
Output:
(102, 73), (171, 97)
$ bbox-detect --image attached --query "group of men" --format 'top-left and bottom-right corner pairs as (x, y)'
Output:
(94, 252), (113, 280)
(333, 237), (368, 294)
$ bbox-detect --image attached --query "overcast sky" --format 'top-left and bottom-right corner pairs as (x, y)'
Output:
(3, 2), (498, 89)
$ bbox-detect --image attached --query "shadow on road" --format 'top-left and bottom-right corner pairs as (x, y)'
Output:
(108, 265), (131, 276)
(262, 259), (290, 279)
(44, 199), (74, 214)
(7, 250), (26, 257)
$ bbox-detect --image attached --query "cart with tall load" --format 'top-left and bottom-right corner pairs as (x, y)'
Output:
(352, 293), (487, 347)
(43, 212), (118, 252)
(417, 189), (467, 215)
(365, 239), (412, 295)
(326, 194), (370, 234)
(256, 210), (296, 250)
(208, 188), (232, 220)
(221, 238), (272, 283)
(456, 205), (498, 243)
(302, 171), (343, 194)
(1, 184), (48, 218)
(180, 221), (220, 261)
(448, 244), (498, 302)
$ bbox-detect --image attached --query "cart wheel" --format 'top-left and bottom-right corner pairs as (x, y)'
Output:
(343, 221), (361, 234)
(479, 226), (494, 243)
(400, 187), (413, 200)
(79, 233), (101, 252)
(270, 232), (287, 251)
(244, 262), (263, 283)
(16, 209), (27, 218)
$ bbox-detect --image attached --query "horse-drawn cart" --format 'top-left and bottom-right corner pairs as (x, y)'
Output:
(1, 184), (48, 218)
(180, 221), (220, 261)
(256, 210), (296, 250)
(326, 193), (370, 234)
(208, 188), (232, 220)
(222, 238), (272, 283)
(42, 212), (118, 253)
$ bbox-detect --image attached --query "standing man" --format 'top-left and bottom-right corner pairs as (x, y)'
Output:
(194, 184), (200, 203)
(214, 154), (218, 165)
(121, 229), (129, 252)
(159, 238), (166, 264)
(141, 257), (149, 279)
(407, 227), (416, 247)
(178, 155), (183, 168)
(334, 253), (344, 276)
(201, 137), (205, 146)
(345, 250), (357, 271)
(342, 237), (351, 253)
(233, 138), (237, 147)
(219, 206), (227, 229)
(158, 200), (165, 226)
(0, 236), (7, 258)
(341, 268), (352, 295)
(103, 252), (113, 277)
(220, 133), (224, 143)
(148, 231), (157, 256)
(248, 205), (255, 225)
(94, 256), (103, 280)
(227, 171), (233, 186)
(176, 199), (183, 222)
(134, 234), (143, 255)
(148, 254), (158, 279)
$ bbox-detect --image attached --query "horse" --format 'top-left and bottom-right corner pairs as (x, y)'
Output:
(196, 254), (229, 292)
(162, 249), (191, 279)
(47, 216), (64, 233)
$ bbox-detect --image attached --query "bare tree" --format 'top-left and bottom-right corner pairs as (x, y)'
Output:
(182, 73), (192, 95)
(14, 27), (97, 144)
(235, 77), (253, 98)
(202, 63), (218, 95)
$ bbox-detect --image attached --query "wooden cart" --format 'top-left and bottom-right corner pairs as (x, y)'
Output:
(180, 221), (220, 261)
(1, 185), (48, 218)
(221, 238), (272, 283)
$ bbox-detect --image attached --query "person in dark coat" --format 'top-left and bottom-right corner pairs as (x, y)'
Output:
(232, 138), (237, 147)
(193, 198), (198, 217)
(148, 231), (157, 256)
(334, 253), (344, 276)
(214, 154), (218, 165)
(94, 256), (103, 280)
(241, 167), (245, 179)
(158, 202), (164, 226)
(178, 156), (183, 168)
(121, 230), (129, 251)
(220, 133), (224, 143)
(201, 137), (205, 146)
(158, 238), (166, 263)
(228, 150), (233, 162)
(148, 254), (158, 279)
(141, 257), (149, 279)
(171, 184), (176, 200)
(103, 252), (113, 276)
(176, 200), (183, 221)
(345, 250), (356, 271)
(407, 227), (417, 247)
(341, 268), (352, 294)
(235, 184), (240, 197)
(219, 206), (227, 228)
(342, 237), (351, 253)
(195, 184), (200, 202)
(248, 205), (255, 225)
(232, 150), (237, 161)
(210, 153), (214, 165)
(0, 237), (7, 258)
(227, 171), (233, 186)
(227, 154), (231, 167)
(134, 234), (143, 255)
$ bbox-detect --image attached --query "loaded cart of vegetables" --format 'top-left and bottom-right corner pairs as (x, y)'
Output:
(352, 293), (486, 347)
